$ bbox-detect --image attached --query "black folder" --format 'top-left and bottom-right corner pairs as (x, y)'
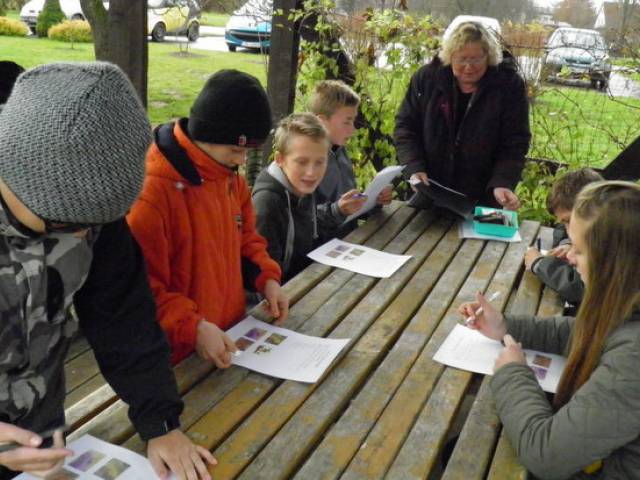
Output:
(408, 181), (476, 219)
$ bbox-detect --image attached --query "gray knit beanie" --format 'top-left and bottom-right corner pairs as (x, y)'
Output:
(0, 62), (151, 224)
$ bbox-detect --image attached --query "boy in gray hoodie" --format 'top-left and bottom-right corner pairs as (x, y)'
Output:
(253, 113), (330, 282)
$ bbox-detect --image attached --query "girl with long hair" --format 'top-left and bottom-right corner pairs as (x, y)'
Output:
(459, 181), (640, 479)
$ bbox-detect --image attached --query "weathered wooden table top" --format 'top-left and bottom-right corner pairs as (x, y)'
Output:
(63, 201), (562, 479)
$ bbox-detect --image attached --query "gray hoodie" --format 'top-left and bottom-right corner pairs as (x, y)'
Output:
(252, 163), (318, 282)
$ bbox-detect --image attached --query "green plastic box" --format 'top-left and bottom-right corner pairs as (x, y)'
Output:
(473, 206), (519, 238)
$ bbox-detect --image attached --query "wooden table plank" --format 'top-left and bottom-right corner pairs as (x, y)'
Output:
(362, 240), (509, 480)
(235, 218), (460, 479)
(378, 221), (539, 480)
(64, 202), (405, 446)
(198, 209), (434, 478)
(486, 278), (565, 480)
(64, 349), (100, 394)
(440, 225), (544, 480)
(293, 226), (481, 480)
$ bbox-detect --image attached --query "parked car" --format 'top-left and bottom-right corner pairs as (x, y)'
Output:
(225, 0), (273, 52)
(20, 0), (97, 33)
(543, 27), (612, 90)
(148, 0), (201, 42)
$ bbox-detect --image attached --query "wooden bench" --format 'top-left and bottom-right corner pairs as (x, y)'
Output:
(62, 204), (564, 479)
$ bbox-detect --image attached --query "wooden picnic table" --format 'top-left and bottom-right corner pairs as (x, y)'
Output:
(63, 201), (563, 479)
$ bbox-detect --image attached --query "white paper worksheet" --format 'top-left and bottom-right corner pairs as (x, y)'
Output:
(307, 238), (411, 278)
(344, 165), (405, 223)
(16, 434), (169, 480)
(433, 324), (566, 393)
(227, 317), (350, 383)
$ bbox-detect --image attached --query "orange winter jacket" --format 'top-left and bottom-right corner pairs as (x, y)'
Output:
(127, 120), (281, 364)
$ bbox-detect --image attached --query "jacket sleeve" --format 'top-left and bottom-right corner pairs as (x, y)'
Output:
(491, 331), (640, 480)
(532, 256), (584, 305)
(505, 314), (574, 355)
(238, 179), (282, 292)
(316, 200), (346, 233)
(74, 219), (183, 441)
(394, 66), (429, 178)
(487, 73), (531, 191)
(126, 198), (202, 358)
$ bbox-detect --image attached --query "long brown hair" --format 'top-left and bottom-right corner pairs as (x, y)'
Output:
(554, 181), (640, 408)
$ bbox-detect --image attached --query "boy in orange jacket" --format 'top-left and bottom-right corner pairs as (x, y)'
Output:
(128, 70), (288, 366)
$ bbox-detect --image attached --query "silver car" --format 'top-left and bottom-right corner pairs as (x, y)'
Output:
(544, 27), (611, 90)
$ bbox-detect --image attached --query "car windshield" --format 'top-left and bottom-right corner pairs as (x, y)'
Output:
(549, 30), (606, 50)
(235, 0), (272, 18)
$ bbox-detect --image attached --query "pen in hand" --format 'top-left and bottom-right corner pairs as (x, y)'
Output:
(0, 425), (69, 454)
(465, 291), (501, 326)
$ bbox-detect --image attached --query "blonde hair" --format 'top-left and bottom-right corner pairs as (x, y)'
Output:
(554, 181), (640, 408)
(308, 80), (360, 118)
(439, 22), (502, 67)
(273, 112), (330, 155)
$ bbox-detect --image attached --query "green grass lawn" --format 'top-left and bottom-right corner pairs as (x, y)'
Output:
(529, 84), (640, 167)
(4, 10), (20, 21)
(0, 35), (267, 124)
(199, 11), (230, 28)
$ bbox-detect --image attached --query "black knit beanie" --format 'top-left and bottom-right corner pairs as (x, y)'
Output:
(188, 69), (272, 147)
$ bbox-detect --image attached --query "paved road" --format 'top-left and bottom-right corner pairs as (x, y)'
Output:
(164, 25), (266, 54)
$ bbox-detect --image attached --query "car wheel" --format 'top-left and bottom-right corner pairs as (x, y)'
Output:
(71, 14), (84, 21)
(151, 23), (166, 42)
(227, 44), (237, 52)
(187, 23), (199, 42)
(590, 79), (598, 89)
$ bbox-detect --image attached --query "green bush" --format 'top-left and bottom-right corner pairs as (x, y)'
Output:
(293, 2), (440, 194)
(36, 0), (65, 37)
(48, 19), (92, 43)
(0, 16), (28, 36)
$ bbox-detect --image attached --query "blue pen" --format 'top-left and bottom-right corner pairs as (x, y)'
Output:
(353, 193), (367, 198)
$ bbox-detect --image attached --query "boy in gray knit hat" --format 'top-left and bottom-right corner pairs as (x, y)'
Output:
(0, 63), (215, 480)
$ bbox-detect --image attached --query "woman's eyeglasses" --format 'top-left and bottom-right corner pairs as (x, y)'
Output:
(452, 55), (487, 66)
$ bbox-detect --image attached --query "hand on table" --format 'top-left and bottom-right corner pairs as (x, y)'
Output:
(263, 279), (289, 326)
(338, 189), (368, 216)
(0, 423), (71, 477)
(494, 334), (526, 372)
(147, 429), (216, 480)
(195, 320), (236, 368)
(493, 187), (520, 211)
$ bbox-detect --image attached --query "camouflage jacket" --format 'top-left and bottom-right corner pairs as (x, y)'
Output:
(0, 207), (183, 440)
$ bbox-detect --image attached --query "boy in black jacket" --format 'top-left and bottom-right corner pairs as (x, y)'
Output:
(0, 63), (214, 479)
(524, 168), (603, 306)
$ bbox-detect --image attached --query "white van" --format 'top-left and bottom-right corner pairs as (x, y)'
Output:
(20, 0), (89, 32)
(20, 0), (200, 41)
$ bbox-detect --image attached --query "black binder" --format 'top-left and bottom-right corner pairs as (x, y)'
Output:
(408, 181), (476, 219)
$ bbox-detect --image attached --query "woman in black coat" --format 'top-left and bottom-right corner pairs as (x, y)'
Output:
(394, 22), (531, 210)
